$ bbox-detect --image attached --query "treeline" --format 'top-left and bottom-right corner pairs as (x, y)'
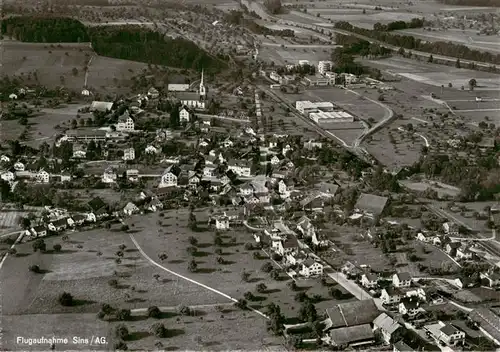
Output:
(373, 18), (424, 31)
(1, 17), (89, 43)
(88, 26), (227, 71)
(226, 10), (294, 37)
(436, 0), (500, 6)
(335, 21), (500, 65)
(331, 35), (389, 76)
(1, 16), (227, 71)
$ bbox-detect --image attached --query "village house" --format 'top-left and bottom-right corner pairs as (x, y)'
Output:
(35, 169), (50, 184)
(221, 137), (234, 148)
(72, 214), (87, 226)
(26, 225), (47, 238)
(72, 144), (87, 159)
(399, 298), (422, 318)
(393, 341), (413, 352)
(445, 241), (461, 257)
(123, 202), (140, 216)
(147, 87), (160, 99)
(145, 145), (159, 154)
(1, 171), (15, 182)
(102, 167), (117, 184)
(179, 106), (191, 123)
(145, 198), (163, 212)
(116, 111), (135, 132)
(443, 222), (459, 236)
(328, 324), (375, 348)
(86, 212), (97, 223)
(126, 169), (139, 182)
(123, 148), (135, 161)
(159, 165), (180, 188)
(361, 273), (379, 289)
(480, 271), (500, 288)
(273, 235), (299, 256)
(405, 288), (427, 302)
(49, 218), (69, 232)
(299, 259), (324, 277)
(14, 161), (25, 171)
(285, 251), (308, 266)
(454, 276), (476, 289)
(227, 160), (251, 177)
(456, 244), (474, 260)
(393, 272), (412, 288)
(373, 313), (403, 344)
(381, 287), (402, 305)
(215, 215), (230, 231)
(439, 324), (465, 346)
(0, 155), (10, 163)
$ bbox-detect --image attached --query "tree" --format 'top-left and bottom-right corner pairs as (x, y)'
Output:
(428, 54), (433, 63)
(188, 236), (198, 246)
(214, 234), (223, 247)
(469, 78), (477, 91)
(148, 306), (161, 319)
(8, 248), (17, 256)
(115, 324), (129, 340)
(114, 341), (128, 351)
(53, 244), (62, 252)
(261, 262), (273, 273)
(188, 259), (198, 272)
(32, 238), (46, 252)
(244, 291), (255, 301)
(270, 269), (280, 280)
(29, 264), (41, 273)
(117, 309), (131, 321)
(58, 292), (73, 306)
(72, 67), (78, 76)
(299, 299), (318, 322)
(108, 279), (118, 288)
(150, 322), (167, 338)
(455, 58), (461, 68)
(287, 281), (298, 291)
(256, 283), (268, 293)
(234, 298), (247, 310)
(264, 0), (282, 14)
(241, 271), (250, 282)
(186, 246), (197, 256)
(188, 211), (197, 230)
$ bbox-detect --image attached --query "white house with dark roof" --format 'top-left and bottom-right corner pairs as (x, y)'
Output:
(179, 106), (191, 123)
(381, 288), (402, 305)
(36, 169), (50, 184)
(273, 235), (299, 256)
(299, 259), (323, 277)
(14, 161), (25, 171)
(227, 160), (251, 177)
(102, 167), (117, 184)
(116, 111), (135, 132)
(123, 147), (135, 161)
(439, 324), (465, 346)
(399, 298), (422, 317)
(361, 273), (379, 289)
(373, 313), (403, 344)
(393, 272), (412, 288)
(123, 202), (140, 216)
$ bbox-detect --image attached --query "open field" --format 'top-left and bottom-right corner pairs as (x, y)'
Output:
(397, 28), (500, 55)
(0, 40), (150, 94)
(362, 56), (500, 91)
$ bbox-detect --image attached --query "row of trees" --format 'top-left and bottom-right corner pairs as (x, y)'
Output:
(436, 0), (500, 6)
(335, 21), (500, 65)
(373, 18), (425, 32)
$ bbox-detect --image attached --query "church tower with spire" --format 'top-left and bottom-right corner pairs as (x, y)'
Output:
(199, 69), (206, 101)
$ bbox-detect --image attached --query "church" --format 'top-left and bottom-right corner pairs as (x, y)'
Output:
(175, 70), (207, 110)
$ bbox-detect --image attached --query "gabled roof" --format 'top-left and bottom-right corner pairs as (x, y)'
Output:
(118, 111), (133, 122)
(282, 235), (299, 249)
(51, 218), (68, 227)
(440, 324), (461, 336)
(329, 324), (374, 345)
(355, 193), (388, 216)
(373, 313), (401, 334)
(364, 272), (378, 282)
(326, 300), (380, 329)
(395, 272), (412, 282)
(394, 340), (413, 351)
(88, 197), (107, 211)
(302, 258), (320, 268)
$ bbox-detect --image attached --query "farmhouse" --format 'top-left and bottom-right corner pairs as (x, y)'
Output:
(49, 218), (68, 232)
(299, 259), (323, 277)
(373, 313), (403, 344)
(123, 148), (135, 161)
(123, 202), (140, 216)
(354, 193), (388, 219)
(116, 111), (135, 132)
(361, 272), (378, 289)
(90, 101), (113, 112)
(399, 298), (422, 317)
(439, 324), (465, 346)
(159, 165), (181, 188)
(325, 300), (380, 330)
(328, 324), (374, 348)
(381, 287), (402, 305)
(393, 272), (412, 288)
(179, 106), (192, 123)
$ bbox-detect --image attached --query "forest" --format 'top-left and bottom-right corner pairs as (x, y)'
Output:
(335, 21), (500, 65)
(226, 10), (294, 37)
(1, 17), (89, 42)
(1, 16), (227, 72)
(436, 0), (500, 6)
(88, 26), (227, 72)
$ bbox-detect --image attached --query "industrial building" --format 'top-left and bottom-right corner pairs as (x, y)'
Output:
(309, 111), (354, 124)
(303, 74), (330, 86)
(295, 100), (334, 114)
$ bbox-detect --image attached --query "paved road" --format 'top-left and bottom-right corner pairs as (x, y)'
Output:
(398, 126), (430, 148)
(129, 234), (269, 320)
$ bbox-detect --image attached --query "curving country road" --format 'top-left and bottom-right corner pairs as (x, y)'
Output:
(129, 234), (269, 320)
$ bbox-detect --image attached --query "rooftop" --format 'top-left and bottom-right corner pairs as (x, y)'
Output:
(329, 324), (374, 346)
(373, 313), (401, 334)
(326, 299), (380, 329)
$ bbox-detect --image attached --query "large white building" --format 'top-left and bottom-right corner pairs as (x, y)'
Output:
(116, 111), (135, 132)
(309, 111), (354, 124)
(295, 100), (334, 114)
(318, 60), (333, 75)
(168, 83), (190, 92)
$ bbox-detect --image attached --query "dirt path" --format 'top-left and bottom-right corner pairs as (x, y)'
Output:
(129, 234), (269, 320)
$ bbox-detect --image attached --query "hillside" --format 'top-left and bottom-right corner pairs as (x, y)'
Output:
(1, 16), (227, 72)
(436, 0), (500, 7)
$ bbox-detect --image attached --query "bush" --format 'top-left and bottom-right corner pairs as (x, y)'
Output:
(117, 309), (131, 321)
(147, 306), (161, 319)
(32, 239), (46, 252)
(114, 341), (128, 351)
(150, 323), (167, 338)
(271, 253), (282, 261)
(58, 292), (73, 306)
(261, 262), (273, 273)
(53, 244), (62, 252)
(29, 264), (41, 273)
(256, 283), (268, 293)
(115, 324), (129, 339)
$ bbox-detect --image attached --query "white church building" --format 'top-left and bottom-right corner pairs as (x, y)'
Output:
(178, 70), (207, 110)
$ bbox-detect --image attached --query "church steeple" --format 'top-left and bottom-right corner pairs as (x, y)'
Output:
(199, 69), (206, 100)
